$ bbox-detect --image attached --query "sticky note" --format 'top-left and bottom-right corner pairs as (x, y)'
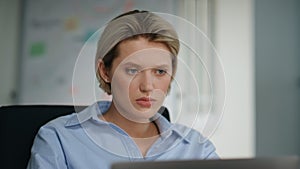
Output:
(65, 17), (79, 31)
(30, 42), (46, 57)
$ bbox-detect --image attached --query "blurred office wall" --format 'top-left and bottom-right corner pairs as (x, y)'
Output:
(211, 0), (255, 158)
(0, 0), (20, 104)
(255, 0), (300, 156)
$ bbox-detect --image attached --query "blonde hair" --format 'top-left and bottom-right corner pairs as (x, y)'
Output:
(95, 10), (179, 94)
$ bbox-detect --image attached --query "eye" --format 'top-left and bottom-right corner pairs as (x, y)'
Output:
(155, 69), (167, 76)
(125, 68), (139, 75)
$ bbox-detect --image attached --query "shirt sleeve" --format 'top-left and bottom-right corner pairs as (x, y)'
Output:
(27, 126), (68, 169)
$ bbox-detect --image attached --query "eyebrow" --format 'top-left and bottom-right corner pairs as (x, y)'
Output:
(122, 62), (171, 69)
(153, 64), (171, 69)
(122, 62), (143, 69)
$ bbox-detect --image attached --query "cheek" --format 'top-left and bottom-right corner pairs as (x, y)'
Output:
(157, 76), (172, 92)
(128, 78), (140, 98)
(129, 81), (138, 91)
(111, 72), (130, 94)
(112, 73), (141, 101)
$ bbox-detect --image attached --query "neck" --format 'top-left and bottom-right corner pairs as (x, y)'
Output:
(101, 102), (159, 138)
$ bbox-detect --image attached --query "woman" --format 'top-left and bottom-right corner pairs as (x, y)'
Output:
(27, 10), (218, 169)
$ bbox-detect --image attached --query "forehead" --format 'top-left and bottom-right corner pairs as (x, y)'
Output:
(114, 38), (173, 68)
(118, 37), (170, 56)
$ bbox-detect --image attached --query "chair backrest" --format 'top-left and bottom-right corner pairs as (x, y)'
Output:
(0, 105), (170, 169)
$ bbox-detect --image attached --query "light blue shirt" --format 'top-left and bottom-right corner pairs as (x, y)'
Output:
(27, 101), (218, 169)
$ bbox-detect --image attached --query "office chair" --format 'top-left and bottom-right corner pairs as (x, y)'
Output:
(0, 105), (170, 169)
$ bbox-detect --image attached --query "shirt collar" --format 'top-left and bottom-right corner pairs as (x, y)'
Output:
(155, 116), (191, 143)
(65, 101), (111, 127)
(65, 101), (190, 143)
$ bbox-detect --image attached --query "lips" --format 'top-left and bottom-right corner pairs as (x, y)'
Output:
(136, 97), (156, 108)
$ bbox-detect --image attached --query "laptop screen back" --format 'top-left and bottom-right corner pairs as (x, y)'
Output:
(111, 157), (299, 169)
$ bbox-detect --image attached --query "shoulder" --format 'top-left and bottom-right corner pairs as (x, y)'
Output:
(172, 123), (207, 142)
(28, 115), (76, 168)
(173, 123), (218, 152)
(172, 123), (219, 159)
(43, 113), (76, 128)
(36, 113), (78, 137)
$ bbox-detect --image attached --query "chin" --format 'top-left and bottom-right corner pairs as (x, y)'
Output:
(130, 108), (157, 121)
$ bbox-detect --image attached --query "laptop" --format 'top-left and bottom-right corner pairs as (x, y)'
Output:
(111, 156), (300, 169)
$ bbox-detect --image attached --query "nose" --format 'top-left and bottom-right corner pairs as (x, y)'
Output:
(139, 70), (154, 93)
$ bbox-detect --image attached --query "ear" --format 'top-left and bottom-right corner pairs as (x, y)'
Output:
(98, 60), (111, 83)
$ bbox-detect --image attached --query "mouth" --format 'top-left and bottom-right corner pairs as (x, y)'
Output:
(135, 97), (156, 108)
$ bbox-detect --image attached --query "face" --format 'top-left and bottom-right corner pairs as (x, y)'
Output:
(103, 37), (173, 123)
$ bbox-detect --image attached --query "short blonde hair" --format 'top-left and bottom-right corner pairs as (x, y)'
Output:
(95, 10), (179, 95)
